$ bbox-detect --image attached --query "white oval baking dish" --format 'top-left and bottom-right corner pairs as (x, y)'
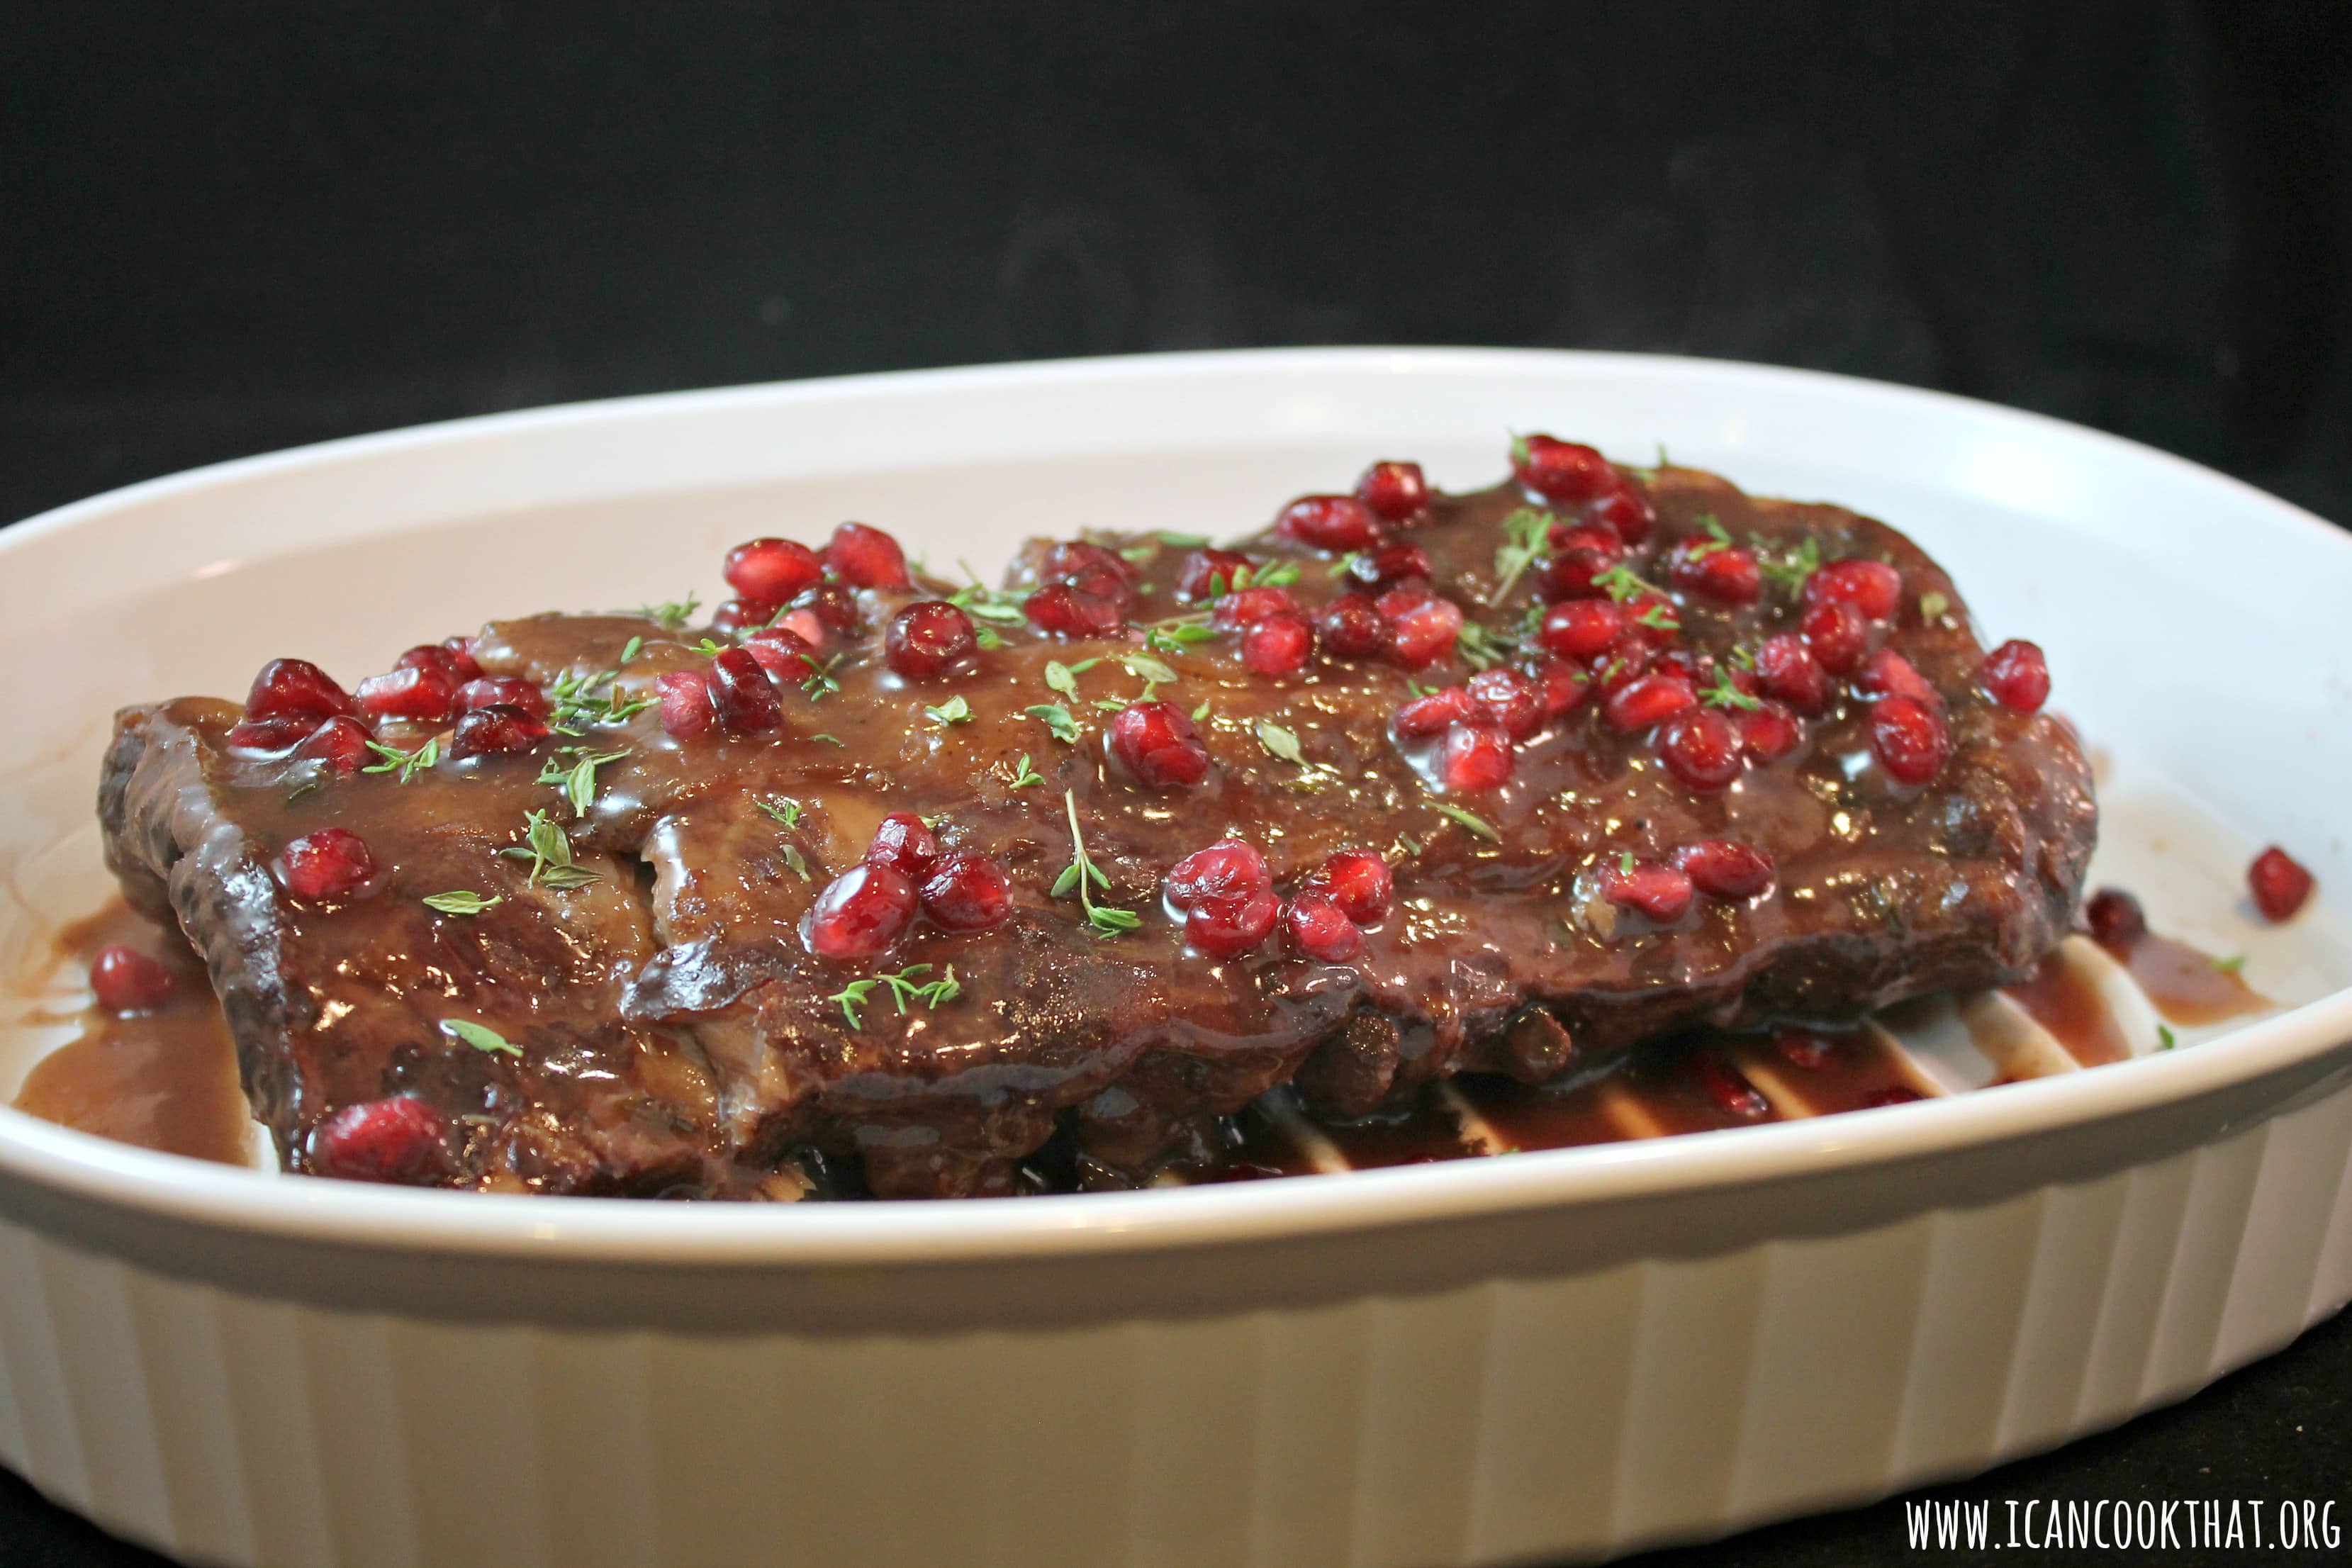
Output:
(0, 348), (2346, 1568)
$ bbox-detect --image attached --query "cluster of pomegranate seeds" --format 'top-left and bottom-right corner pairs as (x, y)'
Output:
(457, 676), (548, 717)
(1541, 524), (1626, 600)
(1164, 839), (1277, 958)
(1109, 701), (1211, 788)
(1980, 639), (2050, 712)
(1024, 580), (1126, 638)
(1393, 685), (1474, 738)
(273, 828), (376, 902)
(1355, 460), (1429, 522)
(2248, 846), (2314, 922)
(1671, 839), (1776, 900)
(310, 1097), (448, 1184)
(822, 521), (911, 590)
(230, 658), (359, 750)
(883, 600), (977, 678)
(1599, 857), (1693, 923)
(1805, 559), (1903, 621)
(1587, 487), (1656, 545)
(802, 863), (919, 959)
(354, 663), (459, 724)
(802, 814), (1015, 957)
(2083, 887), (2146, 950)
(1310, 849), (1394, 924)
(89, 945), (174, 1014)
(1040, 541), (1138, 611)
(1468, 667), (1542, 739)
(452, 704), (551, 758)
(1859, 648), (1939, 708)
(723, 538), (824, 605)
(1276, 494), (1382, 551)
(1738, 701), (1801, 761)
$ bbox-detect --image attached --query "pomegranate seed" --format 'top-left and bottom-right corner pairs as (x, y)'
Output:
(1870, 695), (1951, 785)
(1859, 648), (1941, 707)
(1316, 592), (1395, 659)
(1041, 541), (1138, 607)
(1585, 484), (1655, 545)
(354, 665), (459, 724)
(884, 601), (978, 678)
(2249, 846), (2315, 922)
(1539, 599), (1625, 659)
(707, 648), (784, 734)
(801, 863), (919, 960)
(865, 812), (941, 879)
(1382, 588), (1464, 668)
(1167, 839), (1270, 908)
(2083, 887), (2146, 952)
(1756, 634), (1827, 712)
(1285, 893), (1365, 961)
(1540, 541), (1623, 602)
(795, 582), (863, 636)
(741, 625), (819, 682)
(310, 1097), (448, 1185)
(1687, 1055), (1770, 1119)
(1668, 542), (1761, 605)
(1593, 638), (1654, 695)
(1511, 434), (1613, 504)
(1313, 849), (1393, 924)
(1602, 672), (1698, 732)
(272, 828), (375, 902)
(1276, 494), (1382, 551)
(1806, 559), (1903, 622)
(89, 946), (174, 1013)
(1651, 649), (1701, 683)
(1672, 839), (1776, 900)
(1024, 581), (1125, 637)
(1738, 701), (1802, 762)
(244, 658), (356, 722)
(919, 852), (1013, 931)
(822, 522), (912, 590)
(1777, 1028), (1835, 1068)
(1345, 539), (1434, 590)
(457, 677), (549, 717)
(1212, 585), (1301, 630)
(1624, 593), (1681, 647)
(291, 715), (372, 775)
(1599, 858), (1694, 922)
(395, 644), (469, 680)
(1532, 656), (1591, 717)
(1393, 685), (1475, 739)
(451, 704), (552, 758)
(1186, 889), (1279, 958)
(724, 538), (825, 604)
(1440, 719), (1514, 791)
(1981, 639), (2050, 713)
(1242, 612), (1314, 676)
(658, 671), (714, 739)
(1109, 700), (1211, 788)
(1862, 1085), (1925, 1108)
(1799, 599), (1869, 675)
(1355, 460), (1430, 521)
(1469, 666), (1543, 739)
(710, 598), (779, 636)
(1177, 548), (1255, 602)
(1657, 708), (1742, 790)
(439, 637), (484, 681)
(227, 715), (320, 751)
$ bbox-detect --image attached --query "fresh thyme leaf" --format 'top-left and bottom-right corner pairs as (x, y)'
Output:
(924, 695), (973, 727)
(1406, 680), (1433, 698)
(1328, 550), (1365, 578)
(1144, 622), (1216, 655)
(1489, 507), (1555, 605)
(1119, 652), (1180, 687)
(422, 891), (503, 916)
(2212, 953), (2247, 974)
(362, 737), (439, 783)
(1591, 563), (1655, 603)
(1728, 644), (1757, 671)
(800, 654), (846, 700)
(1754, 535), (1820, 598)
(963, 598), (1026, 623)
(975, 625), (1007, 651)
(1919, 590), (1951, 622)
(1435, 803), (1499, 842)
(539, 746), (629, 816)
(1702, 670), (1761, 710)
(810, 733), (845, 746)
(1045, 661), (1080, 699)
(1088, 907), (1143, 934)
(1025, 702), (1080, 743)
(1395, 832), (1421, 856)
(619, 636), (644, 664)
(286, 775), (325, 804)
(780, 844), (811, 882)
(1156, 530), (1212, 548)
(498, 808), (603, 890)
(756, 795), (803, 827)
(690, 638), (732, 657)
(1255, 719), (1308, 766)
(1619, 849), (1637, 873)
(1191, 699), (1212, 722)
(637, 594), (700, 631)
(1119, 542), (1159, 564)
(441, 1018), (520, 1057)
(828, 963), (965, 1029)
(1091, 697), (1128, 712)
(1054, 788), (1137, 936)
(1250, 559), (1302, 588)
(2157, 1024), (2178, 1051)
(1635, 604), (1679, 632)
(1455, 621), (1511, 671)
(1008, 753), (1046, 789)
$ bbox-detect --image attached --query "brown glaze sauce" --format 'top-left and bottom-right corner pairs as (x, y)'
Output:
(11, 902), (254, 1165)
(2100, 928), (2269, 1027)
(2003, 953), (2133, 1067)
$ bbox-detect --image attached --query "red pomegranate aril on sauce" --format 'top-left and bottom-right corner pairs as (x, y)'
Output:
(2083, 887), (2147, 952)
(227, 715), (321, 752)
(1602, 672), (1698, 733)
(1799, 599), (1870, 675)
(439, 637), (484, 681)
(1668, 542), (1761, 605)
(710, 597), (779, 636)
(1533, 656), (1591, 717)
(354, 664), (459, 724)
(1756, 633), (1827, 712)
(1049, 567), (1135, 613)
(1650, 648), (1701, 683)
(244, 658), (357, 722)
(1585, 483), (1655, 546)
(707, 647), (784, 734)
(90, 945), (174, 1014)
(741, 625), (819, 682)
(1314, 849), (1394, 924)
(273, 828), (375, 902)
(1211, 585), (1301, 630)
(1177, 548), (1255, 602)
(919, 852), (1013, 932)
(1355, 459), (1430, 522)
(822, 522), (912, 590)
(1167, 839), (1269, 909)
(724, 537), (826, 604)
(1593, 638), (1654, 695)
(1469, 666), (1544, 739)
(1285, 893), (1365, 962)
(657, 671), (715, 739)
(2248, 846), (2315, 922)
(1871, 695), (1951, 785)
(1625, 593), (1680, 647)
(1600, 858), (1695, 923)
(1277, 494), (1382, 551)
(310, 1097), (448, 1185)
(451, 704), (552, 758)
(866, 812), (941, 879)
(1541, 599), (1627, 661)
(1187, 889), (1280, 958)
(1345, 539), (1433, 591)
(394, 644), (469, 680)
(801, 863), (919, 960)
(1657, 708), (1743, 791)
(1511, 434), (1613, 505)
(457, 677), (548, 717)
(291, 715), (372, 775)
(885, 600), (978, 679)
(1024, 581), (1126, 637)
(1981, 639), (2051, 713)
(797, 581), (864, 635)
(1776, 1027), (1835, 1069)
(1242, 612), (1314, 677)
(1859, 648), (1940, 708)
(1689, 1055), (1771, 1120)
(1042, 539), (1137, 593)
(1805, 559), (1903, 622)
(1392, 685), (1475, 739)
(1440, 719), (1515, 791)
(1540, 535), (1623, 603)
(1738, 700), (1802, 762)
(1109, 700), (1211, 788)
(1673, 839), (1776, 900)
(1316, 592), (1395, 659)
(1382, 589), (1463, 668)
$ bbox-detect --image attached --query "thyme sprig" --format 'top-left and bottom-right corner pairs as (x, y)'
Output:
(1488, 506), (1556, 605)
(827, 963), (962, 1029)
(362, 737), (439, 783)
(1052, 788), (1141, 936)
(497, 808), (603, 889)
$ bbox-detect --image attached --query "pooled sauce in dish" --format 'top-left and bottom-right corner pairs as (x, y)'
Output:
(2103, 929), (2268, 1026)
(2001, 952), (2134, 1067)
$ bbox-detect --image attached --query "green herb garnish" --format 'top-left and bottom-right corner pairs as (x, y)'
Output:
(362, 737), (439, 783)
(538, 746), (629, 816)
(1052, 788), (1141, 936)
(637, 594), (700, 631)
(1435, 803), (1500, 842)
(1701, 669), (1762, 710)
(924, 695), (973, 727)
(1025, 702), (1081, 743)
(441, 1019), (520, 1057)
(422, 891), (503, 917)
(1489, 507), (1555, 605)
(1008, 753), (1046, 789)
(827, 963), (962, 1029)
(496, 808), (603, 890)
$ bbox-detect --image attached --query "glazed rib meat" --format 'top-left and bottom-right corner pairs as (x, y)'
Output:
(99, 449), (2096, 1197)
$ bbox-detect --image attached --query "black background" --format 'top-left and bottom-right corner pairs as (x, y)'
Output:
(3, 3), (2348, 1563)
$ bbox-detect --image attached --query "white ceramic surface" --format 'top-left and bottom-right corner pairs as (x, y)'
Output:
(0, 348), (2347, 1567)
